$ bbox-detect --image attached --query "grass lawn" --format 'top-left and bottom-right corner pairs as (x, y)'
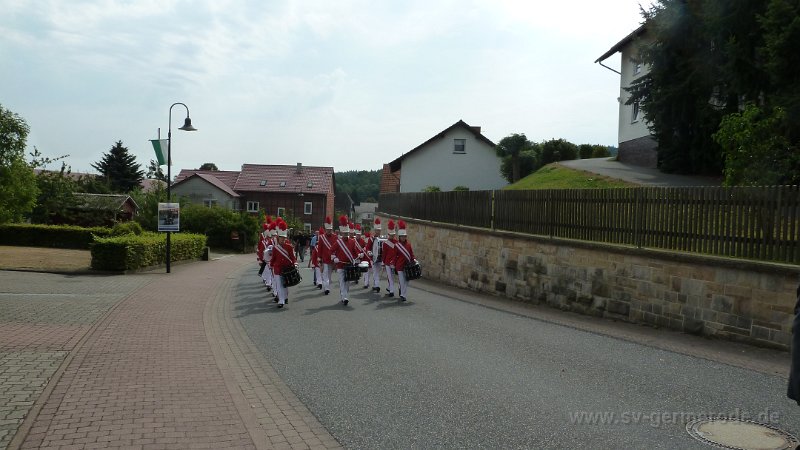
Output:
(504, 163), (638, 190)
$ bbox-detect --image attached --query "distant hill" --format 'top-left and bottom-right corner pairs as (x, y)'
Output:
(335, 170), (381, 204)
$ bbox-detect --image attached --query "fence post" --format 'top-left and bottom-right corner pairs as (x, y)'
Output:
(634, 188), (643, 248)
(491, 190), (496, 231)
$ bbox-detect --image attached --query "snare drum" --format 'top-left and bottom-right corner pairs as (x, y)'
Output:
(404, 262), (422, 281)
(343, 264), (360, 282)
(357, 261), (370, 272)
(281, 266), (302, 287)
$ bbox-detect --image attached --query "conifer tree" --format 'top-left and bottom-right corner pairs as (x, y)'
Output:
(91, 141), (144, 193)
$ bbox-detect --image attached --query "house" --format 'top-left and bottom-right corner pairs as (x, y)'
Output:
(334, 192), (355, 220)
(70, 193), (138, 226)
(595, 24), (658, 168)
(381, 120), (506, 193)
(353, 202), (377, 230)
(172, 163), (335, 232)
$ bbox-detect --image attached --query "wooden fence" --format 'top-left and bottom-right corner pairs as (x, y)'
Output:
(378, 185), (800, 264)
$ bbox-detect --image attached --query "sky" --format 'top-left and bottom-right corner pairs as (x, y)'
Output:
(1, 0), (653, 174)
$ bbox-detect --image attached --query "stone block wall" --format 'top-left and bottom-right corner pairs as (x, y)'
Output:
(383, 215), (800, 350)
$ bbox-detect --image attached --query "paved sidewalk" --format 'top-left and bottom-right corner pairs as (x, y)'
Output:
(2, 255), (340, 450)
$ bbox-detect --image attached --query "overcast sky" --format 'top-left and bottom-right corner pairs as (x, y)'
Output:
(1, 0), (651, 174)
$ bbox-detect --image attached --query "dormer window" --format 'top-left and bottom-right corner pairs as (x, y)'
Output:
(280, 181), (286, 187)
(307, 182), (313, 188)
(259, 180), (267, 186)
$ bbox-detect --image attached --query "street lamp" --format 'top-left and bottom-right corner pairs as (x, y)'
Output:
(166, 102), (197, 273)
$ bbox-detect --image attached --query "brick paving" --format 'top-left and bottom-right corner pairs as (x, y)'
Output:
(1, 257), (340, 450)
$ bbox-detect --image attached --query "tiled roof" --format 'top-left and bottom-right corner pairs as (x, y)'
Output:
(235, 164), (334, 195)
(72, 193), (138, 211)
(173, 170), (240, 190)
(171, 173), (240, 197)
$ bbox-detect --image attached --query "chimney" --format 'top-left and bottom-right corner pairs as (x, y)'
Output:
(296, 162), (302, 173)
(470, 126), (481, 134)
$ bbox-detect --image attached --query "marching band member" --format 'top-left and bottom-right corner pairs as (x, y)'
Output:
(308, 227), (324, 289)
(394, 220), (416, 302)
(318, 216), (336, 295)
(332, 215), (362, 305)
(357, 225), (372, 289)
(257, 221), (268, 277)
(262, 219), (275, 292)
(370, 218), (384, 293)
(270, 219), (297, 308)
(382, 219), (398, 297)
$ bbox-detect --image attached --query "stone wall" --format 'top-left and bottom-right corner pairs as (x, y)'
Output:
(383, 215), (800, 350)
(618, 136), (658, 168)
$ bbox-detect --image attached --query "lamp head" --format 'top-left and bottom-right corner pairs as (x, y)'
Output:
(179, 117), (197, 131)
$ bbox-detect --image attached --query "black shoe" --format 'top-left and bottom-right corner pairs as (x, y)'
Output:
(363, 285), (368, 289)
(277, 303), (283, 308)
(400, 296), (407, 302)
(385, 292), (394, 298)
(324, 290), (330, 295)
(273, 297), (278, 303)
(373, 287), (380, 293)
(317, 284), (323, 289)
(285, 298), (288, 304)
(343, 299), (349, 305)
(266, 286), (272, 292)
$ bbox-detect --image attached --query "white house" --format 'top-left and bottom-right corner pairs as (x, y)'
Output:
(383, 120), (506, 193)
(170, 171), (241, 210)
(596, 24), (658, 168)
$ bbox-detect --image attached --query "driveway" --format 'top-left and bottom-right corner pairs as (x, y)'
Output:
(558, 158), (723, 187)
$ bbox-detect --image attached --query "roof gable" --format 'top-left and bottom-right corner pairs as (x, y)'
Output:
(72, 193), (138, 211)
(389, 120), (495, 171)
(172, 173), (240, 198)
(174, 169), (241, 190)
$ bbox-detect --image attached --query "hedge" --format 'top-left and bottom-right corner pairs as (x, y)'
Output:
(91, 232), (207, 271)
(0, 223), (114, 249)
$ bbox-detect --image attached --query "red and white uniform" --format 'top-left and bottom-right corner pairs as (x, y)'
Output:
(270, 238), (296, 306)
(332, 235), (360, 302)
(318, 231), (336, 293)
(382, 236), (397, 294)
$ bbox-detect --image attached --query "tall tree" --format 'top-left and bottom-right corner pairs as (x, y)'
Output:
(31, 163), (78, 224)
(199, 162), (219, 171)
(91, 140), (144, 193)
(496, 133), (534, 183)
(540, 138), (578, 165)
(146, 159), (167, 182)
(0, 104), (37, 223)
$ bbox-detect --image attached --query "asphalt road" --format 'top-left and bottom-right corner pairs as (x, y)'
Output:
(235, 267), (800, 449)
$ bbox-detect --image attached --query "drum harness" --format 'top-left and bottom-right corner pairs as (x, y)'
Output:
(272, 242), (295, 272)
(335, 237), (357, 265)
(396, 242), (413, 267)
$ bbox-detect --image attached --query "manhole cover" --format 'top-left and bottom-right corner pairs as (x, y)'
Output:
(686, 417), (799, 450)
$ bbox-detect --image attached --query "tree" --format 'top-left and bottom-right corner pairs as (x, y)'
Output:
(579, 144), (610, 159)
(199, 162), (219, 171)
(500, 149), (540, 184)
(496, 133), (534, 183)
(540, 138), (579, 165)
(146, 159), (167, 182)
(0, 104), (37, 223)
(91, 140), (144, 193)
(422, 186), (441, 192)
(30, 163), (79, 224)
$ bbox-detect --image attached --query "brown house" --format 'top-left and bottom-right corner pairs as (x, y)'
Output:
(173, 163), (335, 232)
(70, 193), (139, 226)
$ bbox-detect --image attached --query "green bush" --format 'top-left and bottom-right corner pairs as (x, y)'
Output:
(111, 221), (143, 236)
(180, 204), (258, 251)
(90, 231), (206, 271)
(0, 223), (113, 249)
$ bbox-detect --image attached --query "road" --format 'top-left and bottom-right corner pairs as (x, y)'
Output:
(235, 267), (800, 449)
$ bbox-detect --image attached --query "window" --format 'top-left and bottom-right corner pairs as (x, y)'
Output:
(633, 61), (642, 76)
(632, 101), (642, 123)
(304, 223), (312, 232)
(259, 180), (267, 186)
(307, 182), (314, 188)
(277, 207), (285, 217)
(304, 202), (312, 215)
(247, 201), (259, 212)
(203, 199), (218, 208)
(453, 139), (466, 154)
(366, 213), (372, 219)
(279, 181), (286, 187)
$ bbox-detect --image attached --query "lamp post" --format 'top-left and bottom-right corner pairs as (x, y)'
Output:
(166, 102), (197, 273)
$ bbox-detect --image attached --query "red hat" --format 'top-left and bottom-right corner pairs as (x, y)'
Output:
(339, 215), (349, 233)
(387, 219), (396, 235)
(318, 226), (325, 235)
(354, 224), (362, 235)
(277, 219), (288, 237)
(269, 221), (277, 236)
(374, 217), (381, 230)
(398, 220), (407, 236)
(262, 222), (269, 231)
(324, 216), (333, 230)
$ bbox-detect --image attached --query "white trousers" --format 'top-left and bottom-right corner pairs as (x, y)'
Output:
(371, 261), (383, 288)
(314, 266), (322, 286)
(337, 268), (350, 301)
(275, 273), (287, 305)
(261, 265), (272, 286)
(322, 263), (333, 292)
(398, 269), (409, 298)
(385, 265), (395, 294)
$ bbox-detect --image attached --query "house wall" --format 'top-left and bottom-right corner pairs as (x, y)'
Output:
(379, 215), (800, 350)
(617, 35), (658, 168)
(242, 192), (328, 231)
(399, 130), (506, 193)
(171, 178), (238, 210)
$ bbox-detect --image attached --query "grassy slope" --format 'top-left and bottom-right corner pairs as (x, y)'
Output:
(504, 163), (638, 190)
